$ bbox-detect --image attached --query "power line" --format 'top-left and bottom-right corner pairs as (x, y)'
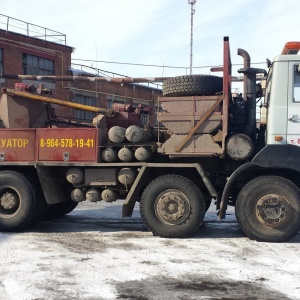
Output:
(72, 58), (266, 70)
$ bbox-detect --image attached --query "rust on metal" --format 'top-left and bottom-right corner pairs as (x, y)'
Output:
(0, 74), (170, 83)
(37, 128), (98, 162)
(209, 37), (232, 151)
(221, 36), (231, 149)
(157, 95), (222, 135)
(174, 95), (223, 152)
(1, 88), (115, 116)
(0, 129), (36, 161)
(210, 67), (223, 72)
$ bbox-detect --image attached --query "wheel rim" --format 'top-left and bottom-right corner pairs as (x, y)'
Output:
(155, 189), (190, 225)
(255, 194), (290, 227)
(0, 187), (21, 218)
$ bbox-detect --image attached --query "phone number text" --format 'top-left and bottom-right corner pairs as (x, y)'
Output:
(39, 138), (94, 148)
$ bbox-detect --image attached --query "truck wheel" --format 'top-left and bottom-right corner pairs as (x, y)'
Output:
(27, 176), (48, 225)
(0, 171), (36, 231)
(235, 176), (300, 242)
(140, 174), (206, 238)
(162, 75), (223, 97)
(45, 200), (78, 219)
(203, 194), (212, 212)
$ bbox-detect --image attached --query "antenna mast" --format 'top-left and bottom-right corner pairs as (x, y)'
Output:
(188, 0), (196, 75)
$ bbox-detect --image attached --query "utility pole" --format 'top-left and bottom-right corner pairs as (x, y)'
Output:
(188, 0), (196, 75)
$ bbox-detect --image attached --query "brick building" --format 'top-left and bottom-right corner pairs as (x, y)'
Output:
(0, 15), (161, 124)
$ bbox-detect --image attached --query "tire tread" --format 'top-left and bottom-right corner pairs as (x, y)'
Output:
(163, 75), (223, 97)
(140, 174), (205, 238)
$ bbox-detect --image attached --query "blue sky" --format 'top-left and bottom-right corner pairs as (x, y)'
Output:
(1, 0), (300, 90)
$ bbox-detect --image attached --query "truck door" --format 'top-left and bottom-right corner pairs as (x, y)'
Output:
(287, 62), (300, 145)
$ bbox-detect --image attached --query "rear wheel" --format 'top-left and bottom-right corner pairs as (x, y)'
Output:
(204, 196), (212, 212)
(235, 176), (300, 242)
(140, 174), (206, 238)
(0, 171), (37, 231)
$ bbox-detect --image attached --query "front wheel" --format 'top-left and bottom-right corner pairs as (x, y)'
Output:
(140, 174), (206, 238)
(235, 176), (300, 242)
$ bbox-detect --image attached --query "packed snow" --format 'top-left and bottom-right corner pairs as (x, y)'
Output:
(0, 201), (299, 300)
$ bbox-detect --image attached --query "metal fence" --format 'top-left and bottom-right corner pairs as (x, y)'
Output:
(0, 14), (66, 45)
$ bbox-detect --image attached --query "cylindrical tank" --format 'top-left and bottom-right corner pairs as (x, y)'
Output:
(86, 188), (101, 202)
(66, 168), (84, 184)
(71, 189), (85, 202)
(102, 147), (118, 162)
(118, 168), (136, 185)
(101, 189), (119, 203)
(125, 125), (146, 143)
(134, 147), (152, 161)
(108, 126), (126, 143)
(118, 148), (134, 162)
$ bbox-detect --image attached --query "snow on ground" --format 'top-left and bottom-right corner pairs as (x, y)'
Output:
(0, 201), (299, 300)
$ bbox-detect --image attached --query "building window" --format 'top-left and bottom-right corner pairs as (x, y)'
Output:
(107, 97), (113, 109)
(22, 54), (54, 75)
(107, 96), (125, 109)
(74, 95), (97, 121)
(0, 49), (3, 73)
(134, 102), (150, 126)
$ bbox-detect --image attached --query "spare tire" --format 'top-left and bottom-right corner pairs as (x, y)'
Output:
(163, 74), (223, 97)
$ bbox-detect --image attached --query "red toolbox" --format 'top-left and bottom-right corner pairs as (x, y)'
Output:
(0, 129), (36, 161)
(37, 128), (98, 162)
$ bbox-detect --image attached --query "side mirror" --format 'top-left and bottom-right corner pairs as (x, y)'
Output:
(266, 58), (272, 68)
